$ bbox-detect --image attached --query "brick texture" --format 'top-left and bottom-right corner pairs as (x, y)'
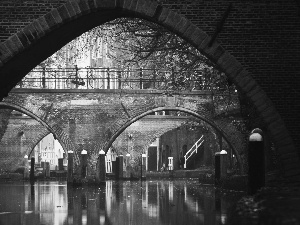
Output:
(0, 0), (299, 179)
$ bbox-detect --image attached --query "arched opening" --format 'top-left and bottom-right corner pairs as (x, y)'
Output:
(0, 102), (70, 173)
(104, 106), (243, 173)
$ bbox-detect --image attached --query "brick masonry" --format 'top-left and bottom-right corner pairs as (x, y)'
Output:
(0, 0), (299, 180)
(0, 89), (245, 172)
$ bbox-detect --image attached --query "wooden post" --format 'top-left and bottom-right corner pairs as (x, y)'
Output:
(45, 162), (50, 178)
(141, 154), (147, 180)
(96, 150), (106, 184)
(58, 158), (64, 171)
(248, 129), (264, 195)
(116, 155), (123, 180)
(125, 153), (131, 179)
(215, 150), (227, 186)
(23, 154), (29, 180)
(30, 157), (35, 184)
(81, 149), (88, 178)
(67, 150), (74, 184)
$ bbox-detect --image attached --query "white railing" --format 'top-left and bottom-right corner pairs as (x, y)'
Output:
(184, 135), (204, 169)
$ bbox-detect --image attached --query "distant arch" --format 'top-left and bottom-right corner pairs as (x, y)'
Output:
(103, 106), (244, 172)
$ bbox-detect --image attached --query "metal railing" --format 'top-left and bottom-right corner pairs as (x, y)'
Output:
(184, 135), (204, 169)
(16, 66), (216, 91)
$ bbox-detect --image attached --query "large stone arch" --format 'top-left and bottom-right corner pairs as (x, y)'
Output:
(0, 0), (298, 179)
(104, 106), (244, 172)
(0, 102), (79, 163)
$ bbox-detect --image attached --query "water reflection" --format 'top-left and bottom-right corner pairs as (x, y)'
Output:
(0, 180), (243, 225)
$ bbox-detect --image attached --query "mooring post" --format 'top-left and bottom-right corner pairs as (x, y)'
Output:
(116, 155), (123, 180)
(141, 154), (147, 180)
(81, 149), (87, 178)
(96, 150), (106, 184)
(125, 153), (131, 179)
(23, 154), (29, 180)
(30, 156), (35, 184)
(45, 162), (50, 178)
(248, 129), (265, 195)
(215, 150), (227, 186)
(67, 150), (74, 184)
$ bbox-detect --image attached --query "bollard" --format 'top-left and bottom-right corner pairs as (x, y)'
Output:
(41, 160), (45, 178)
(81, 149), (88, 178)
(58, 158), (64, 171)
(30, 156), (35, 184)
(96, 150), (106, 184)
(116, 155), (123, 180)
(248, 129), (264, 195)
(23, 155), (29, 180)
(141, 154), (147, 180)
(67, 150), (74, 184)
(215, 150), (227, 186)
(125, 153), (131, 179)
(45, 162), (50, 178)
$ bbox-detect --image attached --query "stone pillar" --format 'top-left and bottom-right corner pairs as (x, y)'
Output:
(30, 157), (35, 184)
(96, 150), (106, 184)
(81, 149), (88, 179)
(215, 150), (227, 186)
(141, 154), (147, 180)
(125, 153), (131, 179)
(45, 162), (50, 178)
(116, 155), (123, 180)
(248, 129), (265, 195)
(67, 150), (74, 184)
(23, 154), (29, 180)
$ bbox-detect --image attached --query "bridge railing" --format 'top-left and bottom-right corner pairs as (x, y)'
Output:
(15, 66), (221, 91)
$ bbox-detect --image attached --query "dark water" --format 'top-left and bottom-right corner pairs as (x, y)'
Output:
(0, 180), (244, 225)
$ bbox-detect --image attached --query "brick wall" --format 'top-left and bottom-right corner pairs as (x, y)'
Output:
(0, 114), (49, 172)
(0, 0), (299, 179)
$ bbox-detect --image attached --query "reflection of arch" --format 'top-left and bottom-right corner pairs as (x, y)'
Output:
(104, 106), (244, 172)
(0, 0), (298, 177)
(0, 102), (68, 157)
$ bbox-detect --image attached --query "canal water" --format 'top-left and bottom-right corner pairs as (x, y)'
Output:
(0, 180), (244, 225)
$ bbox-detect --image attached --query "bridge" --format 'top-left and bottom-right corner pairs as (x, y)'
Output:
(0, 87), (243, 174)
(0, 0), (299, 183)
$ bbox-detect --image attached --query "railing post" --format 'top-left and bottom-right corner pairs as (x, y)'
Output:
(75, 65), (79, 89)
(153, 69), (156, 88)
(248, 128), (264, 195)
(107, 68), (110, 89)
(118, 70), (122, 89)
(86, 69), (89, 89)
(172, 67), (175, 87)
(42, 67), (46, 88)
(139, 68), (143, 89)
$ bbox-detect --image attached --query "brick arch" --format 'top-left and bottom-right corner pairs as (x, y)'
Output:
(0, 0), (298, 178)
(0, 102), (73, 160)
(104, 106), (244, 172)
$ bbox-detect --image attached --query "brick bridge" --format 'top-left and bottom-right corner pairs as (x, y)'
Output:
(0, 0), (299, 182)
(0, 88), (244, 172)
